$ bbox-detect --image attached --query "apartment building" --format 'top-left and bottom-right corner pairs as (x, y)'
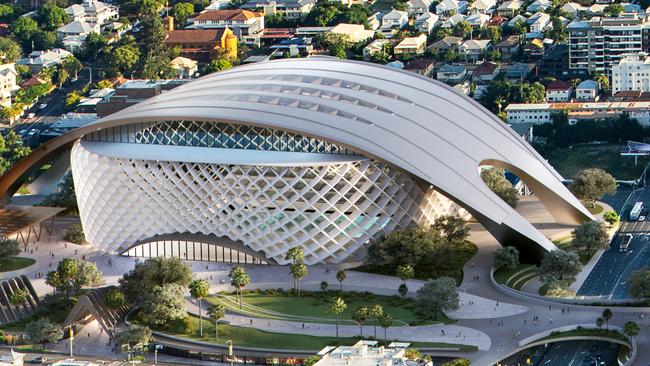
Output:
(612, 52), (650, 93)
(568, 13), (650, 76)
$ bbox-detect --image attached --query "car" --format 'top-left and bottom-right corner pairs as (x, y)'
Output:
(26, 112), (35, 119)
(38, 103), (47, 109)
(638, 215), (646, 221)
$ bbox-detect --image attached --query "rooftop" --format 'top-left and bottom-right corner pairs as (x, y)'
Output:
(193, 9), (264, 21)
(546, 79), (571, 91)
(165, 29), (227, 43)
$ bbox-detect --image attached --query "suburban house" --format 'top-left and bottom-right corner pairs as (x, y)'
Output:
(466, 13), (490, 28)
(406, 0), (433, 17)
(429, 36), (463, 51)
(528, 12), (551, 34)
(526, 0), (551, 13)
(472, 61), (499, 82)
(496, 0), (522, 16)
(56, 21), (100, 51)
(164, 28), (238, 63)
(437, 64), (467, 83)
(576, 79), (600, 101)
(415, 12), (439, 33)
(561, 2), (585, 16)
(495, 35), (520, 61)
(381, 9), (409, 29)
(469, 0), (496, 14)
(0, 63), (18, 107)
(170, 57), (198, 79)
(17, 48), (73, 72)
(394, 34), (427, 54)
(65, 0), (119, 28)
(523, 39), (544, 58)
(436, 0), (468, 15)
(329, 23), (375, 42)
(187, 9), (265, 46)
(241, 0), (315, 20)
(363, 39), (391, 59)
(459, 39), (491, 62)
(545, 79), (573, 102)
(506, 62), (532, 81)
(404, 58), (434, 77)
(440, 13), (467, 28)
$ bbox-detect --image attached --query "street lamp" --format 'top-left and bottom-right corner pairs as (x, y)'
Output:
(63, 325), (74, 358)
(81, 67), (93, 87)
(154, 344), (163, 364)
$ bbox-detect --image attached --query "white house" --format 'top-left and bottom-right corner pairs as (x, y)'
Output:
(612, 53), (650, 93)
(576, 79), (600, 101)
(0, 64), (17, 107)
(363, 38), (391, 59)
(437, 63), (467, 83)
(528, 12), (550, 33)
(415, 12), (439, 33)
(330, 23), (375, 42)
(436, 0), (468, 15)
(170, 57), (198, 79)
(561, 2), (585, 16)
(469, 0), (496, 14)
(440, 13), (466, 28)
(17, 48), (73, 72)
(497, 0), (523, 16)
(56, 20), (100, 39)
(406, 0), (433, 17)
(459, 39), (491, 61)
(65, 0), (119, 28)
(381, 9), (409, 29)
(466, 13), (490, 28)
(394, 34), (427, 54)
(526, 0), (551, 13)
(545, 79), (573, 102)
(505, 103), (553, 123)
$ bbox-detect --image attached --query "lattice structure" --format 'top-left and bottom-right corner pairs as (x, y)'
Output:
(71, 141), (466, 265)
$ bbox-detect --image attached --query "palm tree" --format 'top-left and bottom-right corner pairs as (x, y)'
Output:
(229, 266), (251, 309)
(352, 305), (369, 337)
(369, 304), (384, 339)
(596, 317), (604, 329)
(379, 314), (393, 345)
(207, 304), (226, 340)
(602, 308), (612, 330)
(495, 96), (506, 114)
(189, 279), (210, 337)
(327, 297), (347, 340)
(290, 263), (308, 299)
(336, 270), (346, 291)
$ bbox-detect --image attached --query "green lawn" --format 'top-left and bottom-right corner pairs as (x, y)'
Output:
(543, 144), (648, 180)
(132, 313), (476, 352)
(587, 204), (605, 215)
(493, 264), (537, 291)
(0, 257), (35, 272)
(207, 290), (455, 326)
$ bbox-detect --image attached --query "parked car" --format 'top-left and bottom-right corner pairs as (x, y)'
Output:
(38, 103), (47, 109)
(26, 112), (35, 119)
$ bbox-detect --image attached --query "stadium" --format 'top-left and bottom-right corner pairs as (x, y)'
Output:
(0, 58), (593, 265)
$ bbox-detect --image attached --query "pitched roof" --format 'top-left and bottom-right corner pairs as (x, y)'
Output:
(165, 29), (227, 43)
(546, 79), (571, 91)
(473, 61), (498, 76)
(577, 79), (598, 90)
(404, 58), (434, 70)
(495, 35), (520, 47)
(194, 9), (264, 21)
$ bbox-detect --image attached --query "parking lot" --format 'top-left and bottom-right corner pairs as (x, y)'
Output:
(578, 185), (650, 299)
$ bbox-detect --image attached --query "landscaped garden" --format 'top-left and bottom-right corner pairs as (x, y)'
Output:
(0, 257), (34, 272)
(207, 289), (454, 326)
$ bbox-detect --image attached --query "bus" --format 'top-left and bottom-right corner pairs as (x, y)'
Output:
(620, 233), (633, 252)
(630, 202), (644, 221)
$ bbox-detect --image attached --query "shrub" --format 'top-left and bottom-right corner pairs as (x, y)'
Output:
(170, 316), (197, 334)
(64, 224), (86, 244)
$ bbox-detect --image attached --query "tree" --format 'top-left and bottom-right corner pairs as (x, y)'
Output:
(601, 308), (612, 330)
(0, 5), (15, 23)
(119, 257), (192, 303)
(304, 356), (321, 366)
(229, 266), (250, 308)
(628, 268), (650, 299)
(25, 319), (62, 349)
(12, 17), (38, 47)
(336, 270), (346, 291)
(206, 58), (232, 73)
(571, 221), (609, 256)
(143, 283), (187, 326)
(396, 264), (414, 285)
(32, 31), (58, 51)
(9, 288), (29, 305)
(189, 279), (210, 336)
(603, 3), (624, 17)
(0, 128), (31, 174)
(623, 321), (639, 337)
(538, 250), (581, 285)
(482, 26), (501, 43)
(398, 283), (408, 297)
(64, 223), (86, 244)
(47, 258), (102, 298)
(0, 37), (22, 63)
(65, 92), (81, 108)
(379, 313), (393, 344)
(352, 305), (368, 337)
(318, 32), (351, 59)
(453, 20), (472, 38)
(290, 263), (308, 299)
(320, 281), (329, 291)
(116, 325), (152, 357)
(369, 304), (383, 339)
(603, 210), (620, 226)
(95, 79), (114, 89)
(0, 238), (20, 258)
(173, 3), (195, 28)
(63, 56), (82, 79)
(432, 215), (470, 243)
(442, 359), (471, 366)
(596, 317), (604, 329)
(106, 288), (127, 310)
(207, 304), (226, 340)
(36, 3), (69, 31)
(481, 167), (518, 207)
(327, 297), (347, 339)
(594, 74), (609, 92)
(569, 169), (616, 207)
(545, 282), (575, 298)
(493, 246), (520, 270)
(106, 45), (140, 76)
(79, 32), (108, 61)
(416, 277), (459, 321)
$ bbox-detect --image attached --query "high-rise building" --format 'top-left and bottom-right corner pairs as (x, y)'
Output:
(612, 52), (650, 93)
(568, 14), (650, 76)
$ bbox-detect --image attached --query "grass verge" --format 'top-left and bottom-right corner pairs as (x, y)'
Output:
(493, 264), (537, 291)
(542, 144), (648, 180)
(0, 257), (35, 272)
(131, 312), (476, 352)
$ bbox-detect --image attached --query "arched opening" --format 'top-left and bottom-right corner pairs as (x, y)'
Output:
(120, 232), (275, 265)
